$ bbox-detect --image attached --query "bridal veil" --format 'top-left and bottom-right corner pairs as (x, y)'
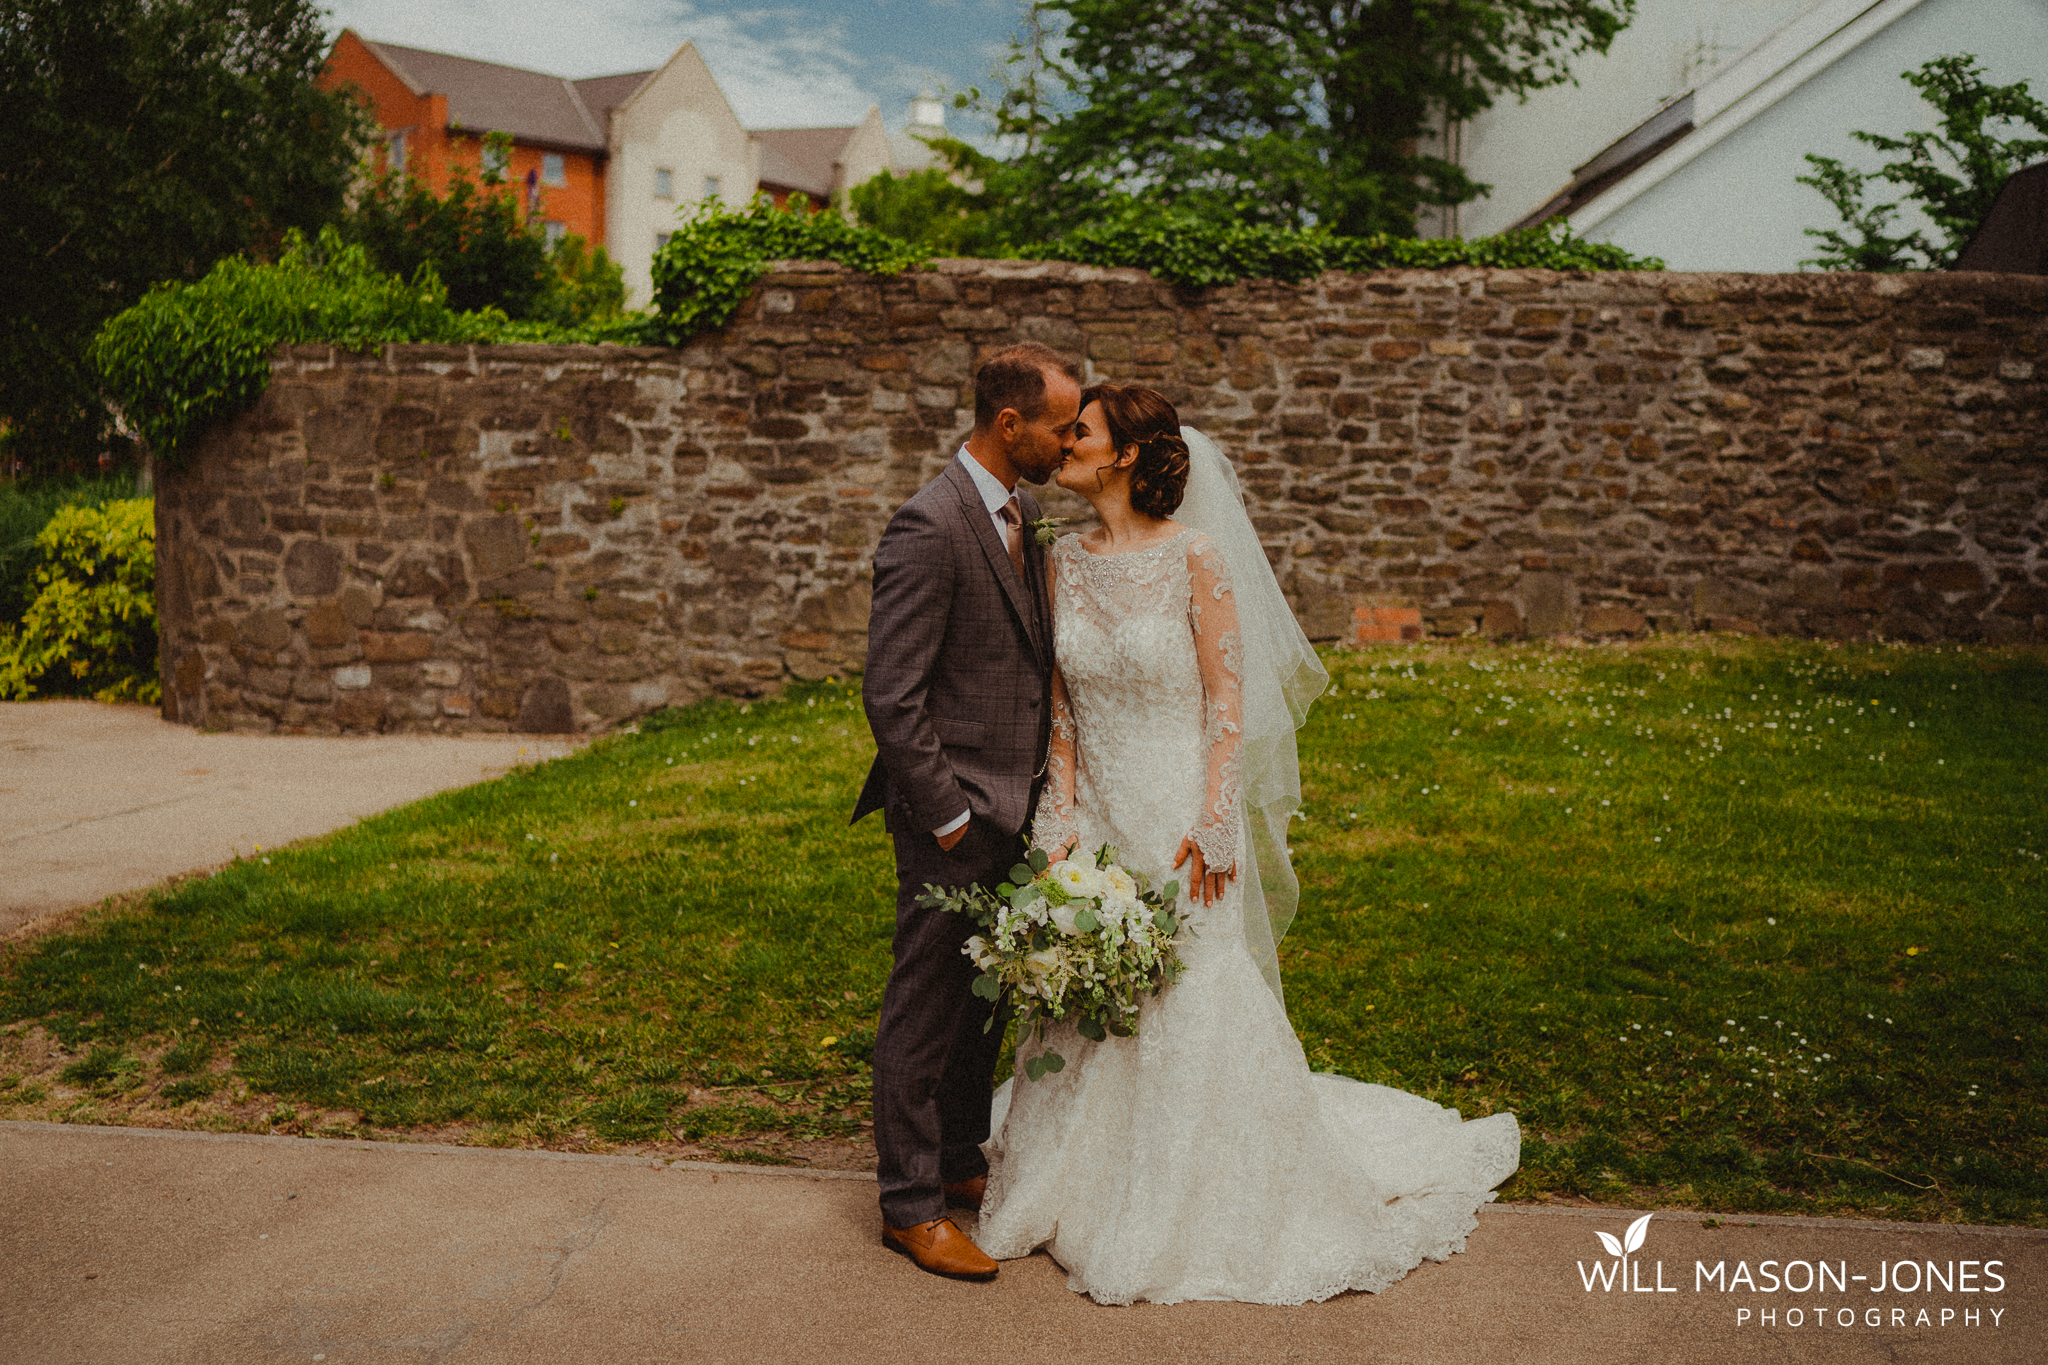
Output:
(1172, 428), (1328, 1005)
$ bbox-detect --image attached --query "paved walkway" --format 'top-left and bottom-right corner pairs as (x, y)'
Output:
(0, 701), (581, 938)
(1, 1122), (2038, 1364)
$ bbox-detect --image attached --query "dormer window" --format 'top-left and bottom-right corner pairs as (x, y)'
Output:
(541, 153), (566, 187)
(653, 167), (673, 198)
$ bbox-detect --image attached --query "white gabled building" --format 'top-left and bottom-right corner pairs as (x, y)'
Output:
(1430, 0), (2048, 270)
(598, 43), (758, 309)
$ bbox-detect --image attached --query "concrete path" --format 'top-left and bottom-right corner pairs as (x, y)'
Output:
(0, 1122), (2038, 1364)
(0, 702), (581, 938)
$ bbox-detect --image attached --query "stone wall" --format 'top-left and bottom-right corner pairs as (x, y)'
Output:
(155, 263), (2048, 735)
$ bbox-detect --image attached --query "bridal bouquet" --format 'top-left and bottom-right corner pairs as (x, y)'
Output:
(918, 844), (1188, 1081)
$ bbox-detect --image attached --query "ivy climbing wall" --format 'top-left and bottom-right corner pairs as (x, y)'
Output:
(154, 262), (2047, 734)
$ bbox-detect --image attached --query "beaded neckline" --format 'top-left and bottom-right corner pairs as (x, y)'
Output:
(1065, 526), (1199, 560)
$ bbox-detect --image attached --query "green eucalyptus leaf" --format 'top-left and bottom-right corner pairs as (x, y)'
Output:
(1107, 1019), (1134, 1037)
(1077, 1017), (1106, 1042)
(971, 974), (1000, 1001)
(1010, 863), (1035, 885)
(1074, 907), (1099, 933)
(1162, 880), (1179, 903)
(1028, 848), (1050, 873)
(1154, 909), (1177, 934)
(1042, 1050), (1065, 1074)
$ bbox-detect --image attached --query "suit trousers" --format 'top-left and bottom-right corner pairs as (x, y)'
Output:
(872, 815), (1019, 1227)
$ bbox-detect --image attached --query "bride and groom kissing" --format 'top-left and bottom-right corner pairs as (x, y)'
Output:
(852, 343), (1521, 1306)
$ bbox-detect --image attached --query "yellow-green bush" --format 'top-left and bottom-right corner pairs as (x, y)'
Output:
(0, 499), (158, 703)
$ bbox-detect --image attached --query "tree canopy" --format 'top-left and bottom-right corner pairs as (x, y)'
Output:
(1801, 56), (2048, 271)
(0, 0), (368, 473)
(962, 0), (1635, 241)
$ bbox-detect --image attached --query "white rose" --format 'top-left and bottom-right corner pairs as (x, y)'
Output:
(1051, 859), (1093, 898)
(1048, 898), (1084, 935)
(1103, 866), (1137, 899)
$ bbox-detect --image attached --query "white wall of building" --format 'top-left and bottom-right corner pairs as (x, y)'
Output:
(1443, 0), (1814, 239)
(605, 43), (757, 308)
(837, 106), (893, 205)
(1578, 0), (2048, 270)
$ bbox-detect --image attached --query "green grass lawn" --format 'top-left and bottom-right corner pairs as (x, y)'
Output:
(2, 636), (2042, 1224)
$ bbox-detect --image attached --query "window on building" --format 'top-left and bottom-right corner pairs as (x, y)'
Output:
(544, 220), (566, 246)
(653, 167), (673, 198)
(388, 130), (408, 171)
(482, 137), (510, 177)
(655, 231), (673, 252)
(541, 153), (566, 187)
(703, 176), (722, 201)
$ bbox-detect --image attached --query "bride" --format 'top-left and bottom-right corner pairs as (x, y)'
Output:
(970, 383), (1522, 1306)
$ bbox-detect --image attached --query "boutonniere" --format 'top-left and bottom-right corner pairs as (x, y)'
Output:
(1027, 515), (1066, 549)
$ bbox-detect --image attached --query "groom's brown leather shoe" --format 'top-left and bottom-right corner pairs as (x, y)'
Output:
(942, 1174), (987, 1211)
(882, 1216), (998, 1281)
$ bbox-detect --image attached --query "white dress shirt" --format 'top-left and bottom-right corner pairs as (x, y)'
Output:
(934, 448), (1020, 838)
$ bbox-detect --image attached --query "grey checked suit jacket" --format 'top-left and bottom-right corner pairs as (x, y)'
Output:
(853, 458), (1055, 838)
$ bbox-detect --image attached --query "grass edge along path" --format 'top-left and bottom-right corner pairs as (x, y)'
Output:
(0, 636), (2042, 1224)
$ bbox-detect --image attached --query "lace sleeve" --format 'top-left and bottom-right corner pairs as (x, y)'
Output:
(1030, 542), (1080, 858)
(1030, 666), (1080, 858)
(1186, 533), (1242, 875)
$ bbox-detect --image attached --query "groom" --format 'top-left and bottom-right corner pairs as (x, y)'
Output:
(853, 342), (1081, 1280)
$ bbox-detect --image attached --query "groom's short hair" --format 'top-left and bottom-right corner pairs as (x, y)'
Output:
(973, 343), (1082, 430)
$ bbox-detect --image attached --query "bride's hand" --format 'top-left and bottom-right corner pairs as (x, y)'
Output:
(1173, 837), (1234, 905)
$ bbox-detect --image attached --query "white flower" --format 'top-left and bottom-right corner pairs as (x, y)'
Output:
(1018, 948), (1060, 996)
(1103, 892), (1144, 929)
(1051, 860), (1095, 898)
(963, 935), (1000, 971)
(1103, 865), (1138, 899)
(1049, 898), (1087, 936)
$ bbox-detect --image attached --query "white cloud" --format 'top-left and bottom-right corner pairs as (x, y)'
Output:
(324, 0), (883, 128)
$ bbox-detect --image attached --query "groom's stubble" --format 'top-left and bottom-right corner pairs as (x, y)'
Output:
(971, 367), (1081, 488)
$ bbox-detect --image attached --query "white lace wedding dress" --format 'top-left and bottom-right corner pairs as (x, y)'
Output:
(972, 528), (1522, 1306)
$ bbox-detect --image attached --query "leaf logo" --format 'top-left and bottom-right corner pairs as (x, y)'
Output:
(1594, 1212), (1652, 1259)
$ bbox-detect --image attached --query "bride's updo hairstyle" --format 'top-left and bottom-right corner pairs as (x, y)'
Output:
(1082, 383), (1192, 519)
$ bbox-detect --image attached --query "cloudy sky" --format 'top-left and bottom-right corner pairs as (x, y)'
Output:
(322, 0), (1024, 133)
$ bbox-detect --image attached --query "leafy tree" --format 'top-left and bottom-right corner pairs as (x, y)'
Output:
(341, 134), (555, 317)
(1797, 160), (1932, 272)
(847, 160), (1010, 257)
(0, 0), (371, 473)
(531, 234), (629, 328)
(1801, 55), (2048, 270)
(964, 0), (1636, 240)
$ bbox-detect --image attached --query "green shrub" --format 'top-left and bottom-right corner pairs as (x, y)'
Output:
(531, 234), (630, 329)
(340, 134), (552, 317)
(646, 194), (932, 344)
(847, 163), (1012, 257)
(0, 497), (158, 703)
(1, 474), (137, 626)
(1031, 203), (1663, 287)
(90, 226), (633, 467)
